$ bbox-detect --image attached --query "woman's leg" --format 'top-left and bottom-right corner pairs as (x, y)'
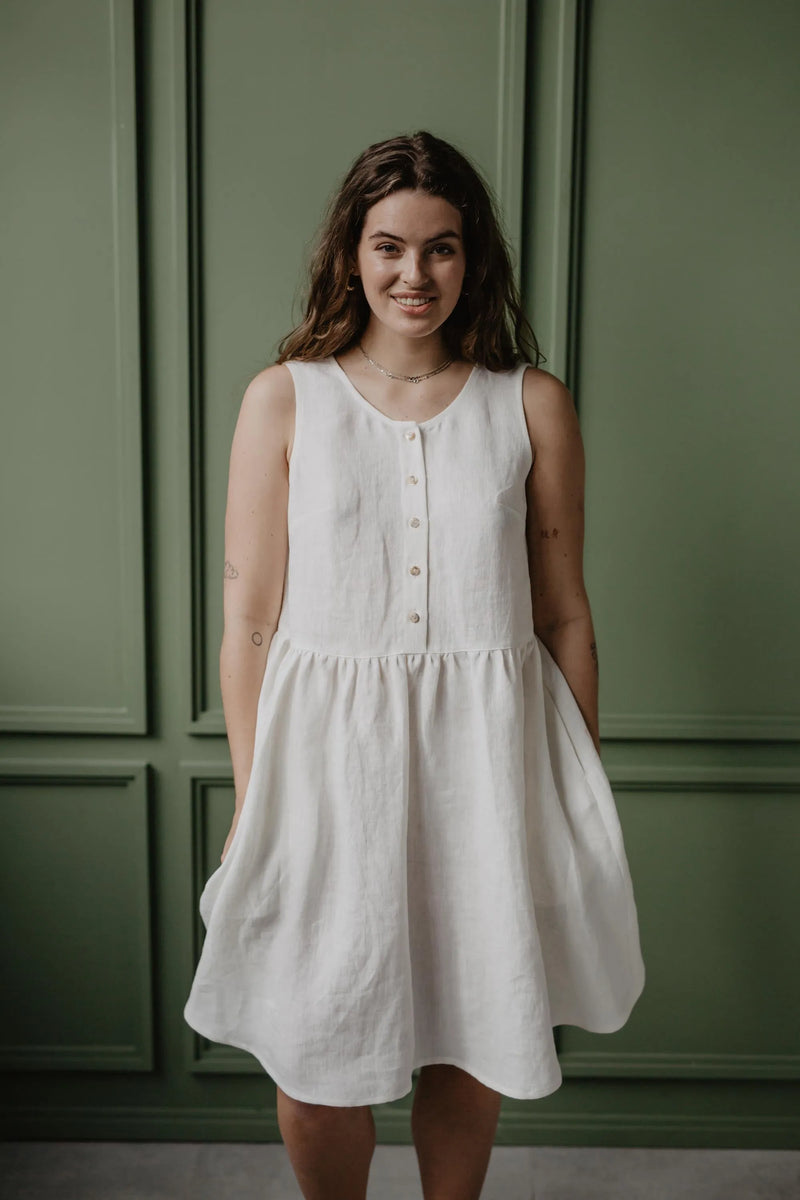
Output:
(410, 1064), (503, 1200)
(276, 1084), (376, 1200)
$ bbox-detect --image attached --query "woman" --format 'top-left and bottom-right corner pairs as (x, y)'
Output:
(184, 130), (645, 1200)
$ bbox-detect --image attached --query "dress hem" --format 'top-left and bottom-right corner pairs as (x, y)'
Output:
(183, 993), (648, 1107)
(185, 1016), (565, 1106)
(184, 966), (645, 1107)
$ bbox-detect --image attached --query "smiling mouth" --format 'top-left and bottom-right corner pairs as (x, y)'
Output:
(392, 296), (436, 308)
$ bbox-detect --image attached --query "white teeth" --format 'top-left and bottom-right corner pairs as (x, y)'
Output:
(394, 296), (432, 307)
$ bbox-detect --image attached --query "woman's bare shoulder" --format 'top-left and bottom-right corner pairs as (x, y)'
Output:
(521, 365), (581, 454)
(232, 363), (297, 467)
(521, 364), (575, 409)
(241, 361), (296, 413)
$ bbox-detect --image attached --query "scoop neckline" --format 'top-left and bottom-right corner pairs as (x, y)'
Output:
(328, 354), (480, 430)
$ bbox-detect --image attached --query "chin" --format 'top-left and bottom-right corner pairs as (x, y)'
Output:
(380, 302), (457, 331)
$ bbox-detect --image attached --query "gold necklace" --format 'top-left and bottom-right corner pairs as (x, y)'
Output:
(357, 342), (452, 384)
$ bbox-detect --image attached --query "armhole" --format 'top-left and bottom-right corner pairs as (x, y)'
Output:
(283, 360), (302, 478)
(516, 362), (535, 474)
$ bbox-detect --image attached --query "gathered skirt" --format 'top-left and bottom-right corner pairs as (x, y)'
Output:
(183, 626), (646, 1106)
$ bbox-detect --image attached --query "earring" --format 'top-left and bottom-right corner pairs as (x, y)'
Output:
(346, 275), (358, 292)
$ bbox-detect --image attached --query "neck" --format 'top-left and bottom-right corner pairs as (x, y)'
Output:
(358, 323), (450, 375)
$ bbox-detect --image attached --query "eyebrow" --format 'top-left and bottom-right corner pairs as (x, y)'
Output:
(368, 229), (462, 242)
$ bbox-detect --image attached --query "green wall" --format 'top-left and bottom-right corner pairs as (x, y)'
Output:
(1, 0), (798, 1147)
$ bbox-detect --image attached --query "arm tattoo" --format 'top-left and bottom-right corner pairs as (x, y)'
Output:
(251, 631), (263, 646)
(590, 640), (598, 672)
(539, 527), (559, 539)
(224, 560), (239, 579)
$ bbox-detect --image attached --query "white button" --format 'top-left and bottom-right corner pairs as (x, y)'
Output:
(408, 610), (421, 623)
(409, 565), (421, 576)
(407, 474), (418, 484)
(409, 516), (420, 528)
(404, 430), (416, 441)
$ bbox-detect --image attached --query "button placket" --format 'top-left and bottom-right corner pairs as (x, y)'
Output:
(400, 424), (429, 649)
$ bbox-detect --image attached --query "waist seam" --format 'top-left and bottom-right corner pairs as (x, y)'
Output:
(272, 627), (538, 661)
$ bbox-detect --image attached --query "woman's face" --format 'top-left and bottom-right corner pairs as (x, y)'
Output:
(354, 189), (466, 340)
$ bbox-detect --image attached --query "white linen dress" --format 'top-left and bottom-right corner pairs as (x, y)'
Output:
(183, 355), (646, 1106)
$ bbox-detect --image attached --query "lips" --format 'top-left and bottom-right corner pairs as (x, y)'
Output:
(392, 295), (436, 310)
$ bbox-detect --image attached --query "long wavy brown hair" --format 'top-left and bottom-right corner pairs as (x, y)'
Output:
(275, 131), (545, 372)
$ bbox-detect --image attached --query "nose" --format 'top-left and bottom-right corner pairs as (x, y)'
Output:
(401, 250), (428, 286)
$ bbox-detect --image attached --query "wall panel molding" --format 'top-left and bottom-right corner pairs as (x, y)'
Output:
(571, 0), (800, 741)
(181, 760), (255, 1071)
(602, 709), (800, 743)
(0, 0), (147, 734)
(183, 0), (536, 734)
(560, 1049), (800, 1081)
(1, 1097), (797, 1145)
(0, 758), (154, 1070)
(559, 763), (800, 1081)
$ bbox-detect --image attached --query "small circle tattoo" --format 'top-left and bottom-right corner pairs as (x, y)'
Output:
(251, 631), (263, 646)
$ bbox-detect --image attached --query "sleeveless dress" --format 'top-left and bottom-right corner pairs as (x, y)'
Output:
(183, 355), (646, 1106)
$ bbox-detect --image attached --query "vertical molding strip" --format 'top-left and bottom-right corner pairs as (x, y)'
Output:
(174, 0), (214, 732)
(546, 0), (580, 385)
(496, 0), (529, 284)
(110, 0), (148, 733)
(565, 0), (589, 395)
(522, 0), (583, 385)
(184, 0), (210, 730)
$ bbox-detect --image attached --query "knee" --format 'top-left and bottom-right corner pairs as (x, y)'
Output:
(276, 1084), (370, 1123)
(277, 1084), (327, 1116)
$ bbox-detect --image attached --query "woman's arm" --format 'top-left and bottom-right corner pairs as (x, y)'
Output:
(522, 368), (601, 756)
(220, 364), (294, 814)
